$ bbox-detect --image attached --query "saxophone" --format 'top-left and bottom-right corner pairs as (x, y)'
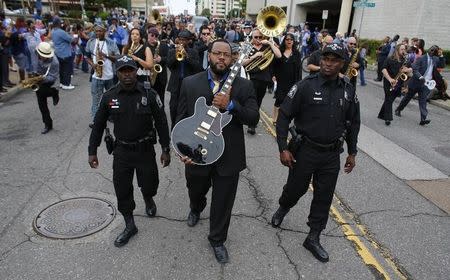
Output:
(390, 55), (409, 92)
(95, 41), (104, 78)
(128, 41), (139, 56)
(345, 48), (359, 79)
(22, 75), (44, 91)
(151, 41), (162, 86)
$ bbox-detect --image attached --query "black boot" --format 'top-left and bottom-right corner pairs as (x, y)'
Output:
(114, 215), (138, 247)
(303, 230), (329, 262)
(271, 206), (290, 228)
(144, 197), (157, 217)
(187, 210), (200, 227)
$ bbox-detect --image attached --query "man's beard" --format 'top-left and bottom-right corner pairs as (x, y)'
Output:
(210, 61), (229, 76)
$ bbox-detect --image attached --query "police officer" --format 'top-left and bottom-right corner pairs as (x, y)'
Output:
(88, 55), (171, 247)
(272, 43), (360, 262)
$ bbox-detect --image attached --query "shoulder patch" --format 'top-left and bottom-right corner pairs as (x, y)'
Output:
(287, 84), (298, 99)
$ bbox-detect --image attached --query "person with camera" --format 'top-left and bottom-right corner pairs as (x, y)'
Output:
(88, 56), (171, 247)
(272, 43), (360, 263)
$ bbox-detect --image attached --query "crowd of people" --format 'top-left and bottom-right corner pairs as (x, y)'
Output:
(0, 7), (447, 265)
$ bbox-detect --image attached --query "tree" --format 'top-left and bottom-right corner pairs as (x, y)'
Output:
(227, 8), (240, 19)
(241, 0), (247, 12)
(200, 8), (211, 17)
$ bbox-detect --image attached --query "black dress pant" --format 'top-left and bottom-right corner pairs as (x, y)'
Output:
(112, 144), (159, 216)
(153, 79), (167, 106)
(278, 143), (340, 231)
(185, 168), (239, 246)
(377, 58), (386, 80)
(1, 53), (9, 85)
(169, 89), (180, 129)
(251, 79), (270, 109)
(378, 84), (400, 121)
(36, 84), (58, 128)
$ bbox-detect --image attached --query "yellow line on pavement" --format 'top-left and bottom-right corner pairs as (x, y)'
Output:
(258, 109), (393, 280)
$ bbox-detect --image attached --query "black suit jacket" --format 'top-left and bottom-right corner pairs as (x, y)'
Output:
(150, 41), (169, 86)
(176, 71), (260, 176)
(167, 47), (201, 93)
(410, 54), (446, 89)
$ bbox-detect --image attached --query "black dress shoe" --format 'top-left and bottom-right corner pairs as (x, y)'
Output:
(114, 215), (138, 247)
(52, 94), (59, 106)
(385, 120), (391, 126)
(212, 244), (229, 264)
(419, 119), (431, 126)
(89, 123), (94, 129)
(144, 197), (157, 217)
(41, 126), (52, 134)
(247, 127), (256, 135)
(5, 81), (16, 87)
(303, 231), (329, 262)
(271, 206), (290, 228)
(0, 87), (7, 92)
(394, 109), (401, 117)
(187, 210), (200, 227)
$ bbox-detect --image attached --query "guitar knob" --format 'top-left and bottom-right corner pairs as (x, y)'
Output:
(201, 148), (208, 156)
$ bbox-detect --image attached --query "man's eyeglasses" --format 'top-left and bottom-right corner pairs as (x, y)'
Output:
(210, 51), (231, 58)
(253, 36), (263, 39)
(348, 43), (356, 45)
(202, 32), (210, 35)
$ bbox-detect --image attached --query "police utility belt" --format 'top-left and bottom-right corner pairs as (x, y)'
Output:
(288, 126), (344, 155)
(116, 130), (157, 148)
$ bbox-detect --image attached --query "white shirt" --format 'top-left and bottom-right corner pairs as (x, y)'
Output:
(423, 54), (434, 81)
(92, 39), (114, 80)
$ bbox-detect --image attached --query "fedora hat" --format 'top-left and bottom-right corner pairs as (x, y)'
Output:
(36, 42), (54, 58)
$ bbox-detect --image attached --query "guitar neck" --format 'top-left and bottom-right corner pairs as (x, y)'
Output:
(217, 52), (247, 95)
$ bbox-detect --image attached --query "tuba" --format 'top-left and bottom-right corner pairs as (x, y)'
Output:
(345, 48), (360, 79)
(245, 6), (286, 72)
(151, 41), (163, 86)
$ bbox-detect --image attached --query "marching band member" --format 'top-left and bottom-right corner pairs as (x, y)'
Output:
(242, 28), (281, 135)
(122, 28), (154, 83)
(378, 44), (412, 125)
(85, 23), (120, 128)
(342, 37), (362, 88)
(272, 33), (301, 124)
(148, 27), (169, 104)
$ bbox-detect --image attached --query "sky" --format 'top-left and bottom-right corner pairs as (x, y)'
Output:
(165, 0), (196, 15)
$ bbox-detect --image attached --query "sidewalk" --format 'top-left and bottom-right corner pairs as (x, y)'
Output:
(0, 68), (23, 103)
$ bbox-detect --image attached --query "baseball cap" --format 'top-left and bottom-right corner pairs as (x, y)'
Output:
(322, 43), (345, 59)
(230, 43), (240, 53)
(115, 55), (138, 71)
(178, 30), (191, 38)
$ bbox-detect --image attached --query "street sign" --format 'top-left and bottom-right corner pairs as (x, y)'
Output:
(353, 0), (376, 8)
(322, 10), (328, 20)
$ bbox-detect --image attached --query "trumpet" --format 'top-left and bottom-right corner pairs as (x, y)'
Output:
(22, 75), (44, 92)
(175, 44), (186, 61)
(245, 6), (286, 72)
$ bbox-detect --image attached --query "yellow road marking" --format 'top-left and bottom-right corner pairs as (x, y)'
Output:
(258, 108), (408, 280)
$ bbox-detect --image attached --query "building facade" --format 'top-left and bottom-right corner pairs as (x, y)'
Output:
(247, 0), (450, 49)
(196, 0), (240, 18)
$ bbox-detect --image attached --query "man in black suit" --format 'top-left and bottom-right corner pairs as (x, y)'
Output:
(175, 39), (259, 263)
(395, 45), (446, 125)
(147, 27), (169, 105)
(167, 30), (201, 128)
(194, 25), (213, 70)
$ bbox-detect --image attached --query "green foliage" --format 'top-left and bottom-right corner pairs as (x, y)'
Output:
(228, 8), (240, 18)
(98, 11), (110, 20)
(66, 10), (82, 19)
(89, 0), (127, 9)
(200, 8), (211, 17)
(241, 0), (247, 11)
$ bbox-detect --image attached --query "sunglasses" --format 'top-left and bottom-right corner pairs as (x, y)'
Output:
(253, 36), (263, 39)
(148, 33), (156, 37)
(348, 43), (356, 45)
(285, 38), (293, 41)
(202, 32), (210, 35)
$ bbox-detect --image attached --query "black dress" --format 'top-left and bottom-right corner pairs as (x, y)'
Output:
(131, 42), (151, 83)
(273, 50), (302, 107)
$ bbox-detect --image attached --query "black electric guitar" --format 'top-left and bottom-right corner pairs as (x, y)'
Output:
(171, 43), (253, 165)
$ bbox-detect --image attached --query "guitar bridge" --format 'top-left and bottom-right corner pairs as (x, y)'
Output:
(194, 131), (207, 140)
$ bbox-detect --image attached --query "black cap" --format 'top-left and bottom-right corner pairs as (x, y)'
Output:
(115, 55), (138, 71)
(322, 43), (345, 59)
(178, 30), (191, 38)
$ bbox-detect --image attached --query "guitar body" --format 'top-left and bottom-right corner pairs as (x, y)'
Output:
(171, 97), (232, 165)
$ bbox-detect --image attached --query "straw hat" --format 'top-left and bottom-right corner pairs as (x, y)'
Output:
(36, 42), (54, 58)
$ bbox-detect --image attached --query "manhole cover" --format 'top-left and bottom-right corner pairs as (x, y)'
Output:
(33, 197), (116, 239)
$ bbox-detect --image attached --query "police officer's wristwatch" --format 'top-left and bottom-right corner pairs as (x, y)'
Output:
(162, 147), (170, 153)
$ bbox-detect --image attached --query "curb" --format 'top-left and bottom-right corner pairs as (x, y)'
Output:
(365, 78), (450, 112)
(0, 85), (25, 103)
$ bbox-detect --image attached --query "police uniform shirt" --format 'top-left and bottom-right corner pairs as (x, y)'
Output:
(88, 82), (170, 155)
(276, 73), (360, 155)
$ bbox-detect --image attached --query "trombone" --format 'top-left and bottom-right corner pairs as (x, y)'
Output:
(245, 6), (286, 72)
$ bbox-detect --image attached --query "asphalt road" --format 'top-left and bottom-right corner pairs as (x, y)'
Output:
(0, 69), (449, 280)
